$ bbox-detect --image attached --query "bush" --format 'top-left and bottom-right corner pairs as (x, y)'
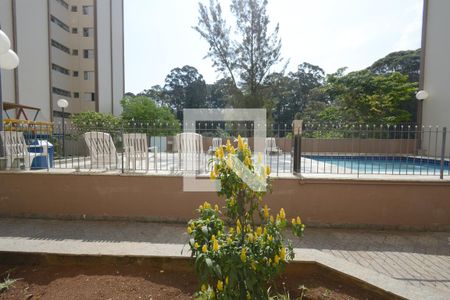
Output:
(187, 136), (304, 299)
(120, 95), (180, 136)
(71, 111), (122, 134)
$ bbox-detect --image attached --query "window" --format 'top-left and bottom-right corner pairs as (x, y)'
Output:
(83, 49), (94, 59)
(73, 71), (79, 77)
(74, 92), (79, 98)
(50, 15), (70, 32)
(56, 0), (69, 9)
(71, 5), (77, 12)
(84, 71), (95, 80)
(52, 63), (70, 76)
(84, 92), (95, 102)
(51, 39), (70, 54)
(52, 87), (71, 97)
(72, 27), (78, 34)
(72, 49), (78, 56)
(82, 5), (94, 15)
(83, 27), (94, 37)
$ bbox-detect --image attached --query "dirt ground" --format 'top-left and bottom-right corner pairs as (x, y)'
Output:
(0, 264), (389, 300)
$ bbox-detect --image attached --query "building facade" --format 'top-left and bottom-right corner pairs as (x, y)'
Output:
(419, 0), (450, 155)
(0, 0), (124, 122)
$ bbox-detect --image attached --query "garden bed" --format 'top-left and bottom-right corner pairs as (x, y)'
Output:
(0, 253), (398, 300)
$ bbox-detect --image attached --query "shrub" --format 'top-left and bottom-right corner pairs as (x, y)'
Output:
(71, 111), (122, 134)
(187, 136), (304, 299)
(120, 95), (180, 136)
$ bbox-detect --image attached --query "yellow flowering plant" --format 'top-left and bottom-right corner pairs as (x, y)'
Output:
(188, 135), (305, 300)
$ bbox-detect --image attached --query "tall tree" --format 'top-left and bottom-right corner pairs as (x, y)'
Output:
(368, 49), (421, 83)
(206, 78), (233, 109)
(121, 95), (179, 126)
(264, 63), (325, 124)
(305, 70), (417, 124)
(164, 65), (207, 120)
(194, 0), (283, 108)
(139, 85), (168, 107)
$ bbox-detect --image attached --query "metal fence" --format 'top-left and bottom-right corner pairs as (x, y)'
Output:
(0, 121), (294, 175)
(1, 121), (448, 178)
(294, 124), (449, 178)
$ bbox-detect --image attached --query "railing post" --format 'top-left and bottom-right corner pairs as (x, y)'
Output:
(121, 123), (124, 174)
(293, 120), (302, 174)
(440, 127), (447, 180)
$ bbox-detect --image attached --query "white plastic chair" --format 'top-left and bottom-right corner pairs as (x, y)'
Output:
(0, 131), (49, 170)
(208, 137), (222, 153)
(123, 133), (157, 171)
(175, 132), (203, 171)
(84, 132), (118, 170)
(265, 137), (282, 154)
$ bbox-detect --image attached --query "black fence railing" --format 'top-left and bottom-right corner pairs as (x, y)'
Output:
(296, 124), (449, 178)
(0, 122), (448, 178)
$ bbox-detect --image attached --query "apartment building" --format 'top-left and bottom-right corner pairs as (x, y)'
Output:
(419, 0), (450, 155)
(0, 0), (124, 122)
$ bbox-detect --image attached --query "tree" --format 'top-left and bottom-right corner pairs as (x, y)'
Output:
(71, 111), (121, 134)
(206, 78), (233, 109)
(194, 0), (284, 108)
(306, 70), (417, 124)
(139, 85), (168, 107)
(368, 49), (420, 121)
(265, 63), (325, 124)
(120, 95), (179, 134)
(164, 65), (207, 119)
(368, 49), (420, 82)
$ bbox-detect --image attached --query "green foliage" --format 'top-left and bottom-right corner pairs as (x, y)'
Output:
(188, 138), (304, 299)
(368, 49), (421, 82)
(264, 63), (325, 124)
(164, 65), (208, 120)
(299, 70), (417, 125)
(0, 274), (19, 293)
(71, 111), (121, 134)
(194, 0), (284, 108)
(120, 95), (180, 135)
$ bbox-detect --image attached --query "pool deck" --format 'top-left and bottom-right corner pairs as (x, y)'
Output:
(0, 218), (448, 299)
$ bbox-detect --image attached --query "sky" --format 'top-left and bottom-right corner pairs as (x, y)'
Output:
(124, 0), (423, 94)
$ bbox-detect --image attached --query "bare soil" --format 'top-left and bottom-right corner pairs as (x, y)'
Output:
(0, 264), (388, 300)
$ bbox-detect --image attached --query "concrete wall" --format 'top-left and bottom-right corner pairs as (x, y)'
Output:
(96, 0), (124, 116)
(14, 0), (51, 121)
(0, 173), (449, 230)
(96, 0), (113, 114)
(421, 0), (450, 155)
(111, 0), (124, 116)
(0, 0), (16, 114)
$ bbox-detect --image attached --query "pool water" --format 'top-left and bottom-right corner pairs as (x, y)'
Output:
(307, 156), (450, 175)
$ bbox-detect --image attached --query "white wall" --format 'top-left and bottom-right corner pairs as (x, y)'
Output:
(0, 0), (16, 120)
(111, 0), (124, 116)
(96, 0), (113, 115)
(421, 0), (450, 157)
(96, 0), (124, 116)
(422, 0), (450, 128)
(15, 0), (51, 121)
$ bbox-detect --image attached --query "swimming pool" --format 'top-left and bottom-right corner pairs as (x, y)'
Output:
(304, 155), (450, 175)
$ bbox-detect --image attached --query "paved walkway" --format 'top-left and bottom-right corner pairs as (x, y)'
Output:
(0, 218), (448, 299)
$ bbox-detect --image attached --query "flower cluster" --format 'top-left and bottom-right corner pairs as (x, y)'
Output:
(188, 135), (304, 300)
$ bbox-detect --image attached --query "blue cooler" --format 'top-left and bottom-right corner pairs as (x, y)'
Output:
(29, 140), (54, 169)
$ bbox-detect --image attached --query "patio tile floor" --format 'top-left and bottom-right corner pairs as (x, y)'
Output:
(0, 218), (448, 298)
